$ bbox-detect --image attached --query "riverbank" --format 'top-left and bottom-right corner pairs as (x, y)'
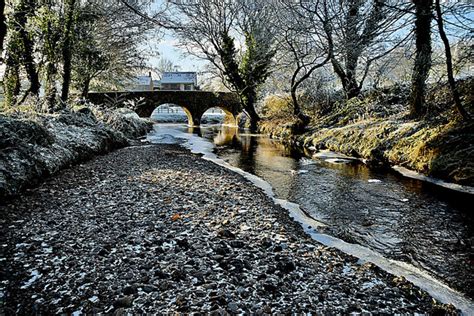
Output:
(154, 123), (474, 303)
(0, 144), (459, 314)
(259, 79), (474, 187)
(0, 107), (153, 200)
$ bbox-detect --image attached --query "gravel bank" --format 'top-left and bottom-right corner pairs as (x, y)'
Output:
(0, 144), (458, 314)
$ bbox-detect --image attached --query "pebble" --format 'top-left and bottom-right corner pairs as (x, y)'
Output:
(113, 296), (134, 308)
(0, 145), (458, 314)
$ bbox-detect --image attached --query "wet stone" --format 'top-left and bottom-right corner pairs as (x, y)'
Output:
(227, 302), (239, 313)
(229, 240), (245, 248)
(276, 260), (296, 274)
(122, 285), (137, 296)
(114, 296), (134, 308)
(142, 285), (157, 293)
(217, 229), (236, 239)
(263, 282), (278, 293)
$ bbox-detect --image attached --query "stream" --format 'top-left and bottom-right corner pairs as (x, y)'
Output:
(146, 122), (474, 312)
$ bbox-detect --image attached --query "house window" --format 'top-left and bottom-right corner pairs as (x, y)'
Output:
(162, 83), (180, 90)
(184, 84), (193, 91)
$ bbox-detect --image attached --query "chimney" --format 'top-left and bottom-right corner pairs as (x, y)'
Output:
(148, 71), (152, 77)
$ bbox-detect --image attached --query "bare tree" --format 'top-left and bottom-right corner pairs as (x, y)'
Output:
(156, 57), (177, 79)
(276, 1), (331, 127)
(165, 0), (276, 130)
(302, 0), (410, 99)
(1, 0), (155, 108)
(434, 0), (470, 120)
(72, 1), (156, 96)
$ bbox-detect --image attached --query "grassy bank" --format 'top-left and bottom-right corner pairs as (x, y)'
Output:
(0, 106), (153, 200)
(260, 79), (474, 186)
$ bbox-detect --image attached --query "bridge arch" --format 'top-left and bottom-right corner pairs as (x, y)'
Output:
(200, 106), (237, 126)
(151, 103), (196, 126)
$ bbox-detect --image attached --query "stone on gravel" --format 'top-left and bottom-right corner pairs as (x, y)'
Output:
(0, 144), (459, 314)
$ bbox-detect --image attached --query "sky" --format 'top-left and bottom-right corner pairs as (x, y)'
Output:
(149, 33), (208, 72)
(144, 0), (474, 79)
(144, 0), (208, 74)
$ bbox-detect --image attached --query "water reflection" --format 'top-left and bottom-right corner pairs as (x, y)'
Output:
(212, 129), (300, 198)
(187, 126), (201, 136)
(191, 124), (474, 299)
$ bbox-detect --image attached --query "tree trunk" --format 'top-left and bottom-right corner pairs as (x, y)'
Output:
(3, 29), (22, 107)
(21, 38), (41, 97)
(44, 62), (58, 112)
(291, 86), (303, 118)
(290, 80), (310, 128)
(344, 1), (362, 99)
(81, 79), (91, 98)
(409, 0), (433, 118)
(434, 0), (470, 120)
(344, 49), (362, 99)
(290, 70), (303, 119)
(61, 0), (76, 104)
(246, 109), (260, 131)
(243, 92), (260, 131)
(345, 71), (361, 99)
(0, 0), (6, 59)
(3, 60), (21, 107)
(12, 0), (40, 99)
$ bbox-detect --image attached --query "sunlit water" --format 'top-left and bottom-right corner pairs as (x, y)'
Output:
(147, 122), (474, 309)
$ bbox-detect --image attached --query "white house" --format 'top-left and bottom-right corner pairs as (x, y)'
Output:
(160, 72), (197, 91)
(126, 73), (154, 91)
(152, 80), (161, 90)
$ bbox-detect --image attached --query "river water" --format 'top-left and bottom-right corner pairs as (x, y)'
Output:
(147, 122), (474, 309)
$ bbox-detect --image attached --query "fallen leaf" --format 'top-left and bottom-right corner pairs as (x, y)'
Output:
(171, 214), (181, 221)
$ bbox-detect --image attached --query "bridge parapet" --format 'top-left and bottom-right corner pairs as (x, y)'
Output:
(87, 90), (241, 126)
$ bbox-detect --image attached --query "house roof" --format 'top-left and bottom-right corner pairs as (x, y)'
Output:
(136, 76), (152, 85)
(161, 72), (197, 84)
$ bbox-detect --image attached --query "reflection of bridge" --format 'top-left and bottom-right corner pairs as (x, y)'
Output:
(87, 90), (241, 126)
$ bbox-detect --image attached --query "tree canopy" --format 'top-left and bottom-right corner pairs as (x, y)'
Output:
(0, 0), (472, 124)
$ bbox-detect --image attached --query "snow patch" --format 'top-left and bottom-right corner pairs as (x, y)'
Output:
(368, 179), (382, 183)
(88, 296), (100, 303)
(300, 158), (318, 165)
(393, 166), (474, 195)
(21, 270), (42, 289)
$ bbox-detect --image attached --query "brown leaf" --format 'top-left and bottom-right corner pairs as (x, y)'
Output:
(171, 214), (181, 221)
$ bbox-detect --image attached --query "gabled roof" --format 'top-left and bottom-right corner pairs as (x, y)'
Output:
(136, 76), (152, 85)
(161, 72), (197, 84)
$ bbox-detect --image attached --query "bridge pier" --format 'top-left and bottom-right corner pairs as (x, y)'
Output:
(186, 109), (238, 127)
(181, 107), (198, 127)
(191, 116), (201, 127)
(224, 113), (239, 127)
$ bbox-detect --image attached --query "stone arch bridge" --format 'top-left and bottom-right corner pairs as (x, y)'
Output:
(87, 90), (241, 126)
